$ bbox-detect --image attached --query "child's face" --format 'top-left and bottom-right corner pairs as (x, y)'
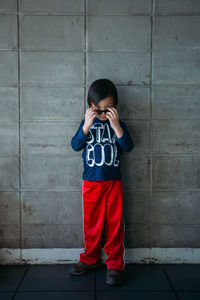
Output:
(90, 96), (116, 121)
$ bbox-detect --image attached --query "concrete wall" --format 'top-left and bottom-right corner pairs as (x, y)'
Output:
(0, 0), (200, 256)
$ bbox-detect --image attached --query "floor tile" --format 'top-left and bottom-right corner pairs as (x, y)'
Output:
(0, 292), (15, 300)
(178, 292), (200, 300)
(163, 264), (200, 291)
(96, 264), (173, 291)
(14, 291), (94, 300)
(96, 291), (177, 300)
(18, 264), (95, 291)
(1, 263), (198, 299)
(0, 265), (28, 291)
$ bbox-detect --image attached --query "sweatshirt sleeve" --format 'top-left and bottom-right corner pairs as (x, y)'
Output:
(71, 120), (90, 152)
(115, 121), (134, 152)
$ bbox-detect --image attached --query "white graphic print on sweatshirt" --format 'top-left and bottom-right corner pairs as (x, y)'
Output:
(85, 123), (119, 167)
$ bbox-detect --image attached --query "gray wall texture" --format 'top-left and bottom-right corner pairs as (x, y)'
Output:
(0, 0), (200, 251)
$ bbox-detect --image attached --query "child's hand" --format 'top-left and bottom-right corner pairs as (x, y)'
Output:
(83, 107), (98, 130)
(106, 107), (120, 130)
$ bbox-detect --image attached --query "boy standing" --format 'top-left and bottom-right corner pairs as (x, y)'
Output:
(70, 79), (134, 285)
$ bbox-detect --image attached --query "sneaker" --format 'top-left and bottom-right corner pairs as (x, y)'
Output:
(70, 260), (102, 275)
(106, 269), (124, 285)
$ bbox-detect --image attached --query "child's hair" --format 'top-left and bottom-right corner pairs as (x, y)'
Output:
(87, 78), (118, 107)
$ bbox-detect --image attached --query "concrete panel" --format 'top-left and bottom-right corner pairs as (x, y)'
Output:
(153, 51), (200, 85)
(121, 154), (150, 190)
(0, 15), (17, 49)
(21, 87), (84, 120)
(87, 52), (151, 85)
(21, 121), (77, 154)
(21, 52), (84, 86)
(0, 225), (20, 248)
(0, 52), (18, 85)
(125, 225), (150, 247)
(88, 16), (151, 50)
(0, 87), (18, 121)
(21, 155), (83, 189)
(151, 225), (200, 247)
(152, 155), (200, 191)
(152, 120), (200, 154)
(20, 15), (85, 50)
(117, 86), (150, 120)
(152, 86), (200, 120)
(0, 192), (20, 224)
(0, 122), (19, 154)
(123, 191), (150, 225)
(1, 0), (200, 252)
(20, 0), (85, 13)
(0, 0), (17, 12)
(155, 0), (200, 14)
(21, 190), (82, 225)
(151, 191), (200, 225)
(153, 16), (200, 49)
(0, 156), (19, 190)
(129, 121), (150, 154)
(88, 0), (151, 14)
(21, 224), (83, 248)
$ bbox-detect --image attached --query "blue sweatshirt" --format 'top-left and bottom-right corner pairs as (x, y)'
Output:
(71, 117), (134, 181)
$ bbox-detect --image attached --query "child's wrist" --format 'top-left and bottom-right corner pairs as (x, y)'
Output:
(114, 125), (123, 139)
(82, 124), (89, 136)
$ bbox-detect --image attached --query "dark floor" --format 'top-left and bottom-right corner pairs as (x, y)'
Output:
(0, 263), (200, 299)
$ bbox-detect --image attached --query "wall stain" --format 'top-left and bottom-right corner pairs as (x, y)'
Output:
(23, 203), (33, 216)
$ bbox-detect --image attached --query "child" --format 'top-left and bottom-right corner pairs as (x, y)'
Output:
(70, 78), (134, 285)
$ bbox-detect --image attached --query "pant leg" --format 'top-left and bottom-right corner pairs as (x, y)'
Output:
(104, 180), (125, 271)
(80, 180), (106, 265)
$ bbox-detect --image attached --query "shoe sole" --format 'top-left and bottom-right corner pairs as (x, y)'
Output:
(106, 278), (123, 285)
(70, 260), (102, 275)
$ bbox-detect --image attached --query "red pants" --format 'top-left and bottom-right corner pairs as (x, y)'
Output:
(80, 179), (125, 271)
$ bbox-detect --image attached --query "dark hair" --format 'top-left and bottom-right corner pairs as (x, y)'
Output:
(87, 78), (118, 107)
